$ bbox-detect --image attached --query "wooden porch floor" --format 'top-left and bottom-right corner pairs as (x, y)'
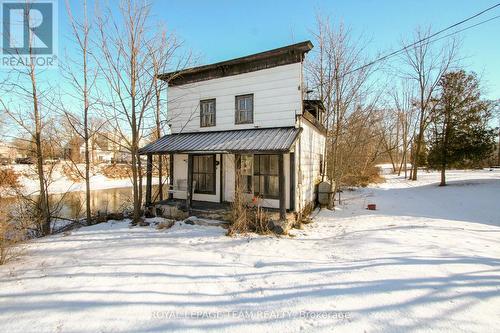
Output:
(155, 198), (294, 214)
(156, 198), (230, 213)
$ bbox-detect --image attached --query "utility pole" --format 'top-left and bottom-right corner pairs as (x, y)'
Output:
(497, 115), (500, 166)
(496, 101), (500, 166)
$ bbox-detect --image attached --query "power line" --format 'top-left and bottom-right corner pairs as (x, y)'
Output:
(344, 3), (500, 76)
(426, 14), (500, 45)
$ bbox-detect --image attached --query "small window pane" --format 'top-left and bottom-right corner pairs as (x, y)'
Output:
(193, 157), (199, 172)
(269, 155), (278, 175)
(200, 99), (215, 127)
(235, 95), (253, 124)
(268, 176), (279, 197)
(241, 155), (252, 175)
(253, 154), (279, 199)
(193, 155), (216, 194)
(240, 155), (253, 193)
(261, 155), (269, 173)
(206, 157), (214, 173)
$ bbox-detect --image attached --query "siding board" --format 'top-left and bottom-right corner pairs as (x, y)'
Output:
(168, 63), (302, 133)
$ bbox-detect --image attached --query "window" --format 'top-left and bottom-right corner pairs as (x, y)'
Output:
(193, 155), (216, 194)
(240, 155), (253, 193)
(200, 99), (216, 127)
(253, 154), (279, 199)
(235, 94), (253, 124)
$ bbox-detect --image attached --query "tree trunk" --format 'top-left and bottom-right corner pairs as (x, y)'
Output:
(83, 13), (91, 225)
(138, 151), (143, 209)
(130, 31), (141, 224)
(440, 164), (446, 186)
(30, 64), (51, 235)
(155, 77), (163, 201)
(84, 125), (91, 223)
(412, 124), (424, 181)
(131, 142), (140, 223)
(497, 120), (500, 166)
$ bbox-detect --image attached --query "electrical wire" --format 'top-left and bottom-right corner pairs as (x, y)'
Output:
(344, 3), (500, 76)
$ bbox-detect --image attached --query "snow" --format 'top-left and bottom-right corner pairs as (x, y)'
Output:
(0, 170), (499, 332)
(4, 164), (157, 196)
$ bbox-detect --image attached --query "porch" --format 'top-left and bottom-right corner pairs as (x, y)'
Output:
(157, 198), (231, 219)
(154, 198), (297, 223)
(139, 127), (302, 221)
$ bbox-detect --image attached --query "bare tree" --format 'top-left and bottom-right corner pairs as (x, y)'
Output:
(400, 27), (459, 180)
(147, 26), (187, 202)
(60, 0), (99, 224)
(0, 2), (53, 235)
(307, 15), (383, 205)
(390, 80), (418, 177)
(95, 0), (185, 222)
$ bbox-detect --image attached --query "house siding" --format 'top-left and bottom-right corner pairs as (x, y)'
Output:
(168, 63), (302, 133)
(296, 118), (325, 211)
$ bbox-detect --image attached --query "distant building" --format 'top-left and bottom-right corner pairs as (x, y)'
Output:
(62, 133), (139, 164)
(0, 141), (17, 161)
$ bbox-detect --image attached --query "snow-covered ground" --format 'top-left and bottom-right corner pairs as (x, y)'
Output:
(3, 164), (156, 196)
(0, 170), (499, 332)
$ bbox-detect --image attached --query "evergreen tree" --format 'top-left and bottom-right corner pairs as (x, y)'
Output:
(428, 70), (496, 186)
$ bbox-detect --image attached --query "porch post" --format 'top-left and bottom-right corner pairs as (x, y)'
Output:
(219, 154), (223, 203)
(168, 153), (174, 200)
(289, 152), (295, 212)
(158, 155), (163, 201)
(279, 153), (286, 220)
(145, 153), (153, 207)
(234, 154), (241, 191)
(187, 154), (193, 212)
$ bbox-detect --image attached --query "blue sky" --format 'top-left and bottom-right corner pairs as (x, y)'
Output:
(2, 0), (499, 100)
(142, 0), (499, 99)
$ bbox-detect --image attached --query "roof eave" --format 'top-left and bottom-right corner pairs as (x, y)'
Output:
(158, 41), (313, 85)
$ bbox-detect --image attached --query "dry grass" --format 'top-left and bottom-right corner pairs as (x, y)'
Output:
(0, 220), (24, 265)
(227, 172), (272, 236)
(342, 166), (384, 187)
(157, 219), (175, 230)
(102, 164), (133, 179)
(0, 202), (26, 265)
(296, 201), (315, 226)
(227, 203), (273, 236)
(62, 164), (84, 182)
(0, 168), (20, 189)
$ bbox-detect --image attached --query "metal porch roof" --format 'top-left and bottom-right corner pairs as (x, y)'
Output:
(139, 127), (301, 154)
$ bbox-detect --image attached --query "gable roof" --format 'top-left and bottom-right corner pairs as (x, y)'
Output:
(160, 41), (313, 86)
(139, 127), (302, 155)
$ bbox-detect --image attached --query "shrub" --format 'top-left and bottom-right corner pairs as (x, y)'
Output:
(227, 190), (272, 236)
(0, 211), (25, 265)
(102, 164), (133, 179)
(62, 164), (84, 182)
(341, 166), (384, 187)
(0, 168), (20, 189)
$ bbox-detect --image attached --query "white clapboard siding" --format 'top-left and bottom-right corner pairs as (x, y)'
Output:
(168, 63), (302, 133)
(296, 119), (325, 210)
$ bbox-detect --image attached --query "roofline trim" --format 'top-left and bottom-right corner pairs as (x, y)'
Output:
(159, 41), (313, 86)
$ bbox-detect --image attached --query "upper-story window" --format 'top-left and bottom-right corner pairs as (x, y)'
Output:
(200, 99), (216, 127)
(235, 94), (253, 124)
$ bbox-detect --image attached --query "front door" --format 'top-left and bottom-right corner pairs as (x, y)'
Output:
(192, 154), (216, 195)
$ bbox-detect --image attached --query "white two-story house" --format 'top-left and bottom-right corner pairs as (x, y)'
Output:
(140, 41), (326, 220)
